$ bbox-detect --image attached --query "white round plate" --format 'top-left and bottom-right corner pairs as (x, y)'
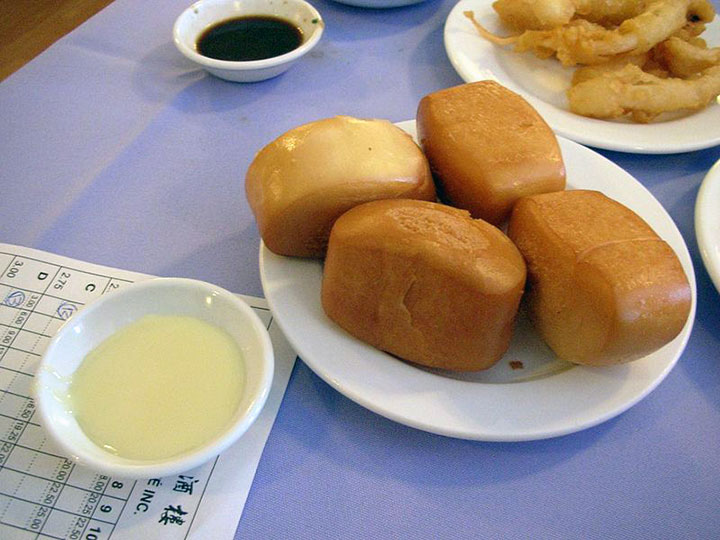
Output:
(260, 120), (696, 441)
(330, 0), (425, 7)
(695, 158), (720, 293)
(444, 0), (720, 154)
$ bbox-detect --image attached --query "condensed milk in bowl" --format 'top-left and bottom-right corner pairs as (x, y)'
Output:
(35, 278), (274, 478)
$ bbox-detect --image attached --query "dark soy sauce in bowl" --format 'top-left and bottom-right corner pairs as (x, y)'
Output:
(197, 16), (304, 62)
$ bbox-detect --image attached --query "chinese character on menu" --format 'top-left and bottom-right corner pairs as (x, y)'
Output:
(173, 475), (199, 495)
(158, 505), (188, 526)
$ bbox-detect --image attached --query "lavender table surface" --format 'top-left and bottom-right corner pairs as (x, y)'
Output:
(1, 0), (719, 538)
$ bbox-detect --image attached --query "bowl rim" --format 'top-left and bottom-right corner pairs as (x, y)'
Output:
(172, 0), (325, 72)
(34, 277), (274, 478)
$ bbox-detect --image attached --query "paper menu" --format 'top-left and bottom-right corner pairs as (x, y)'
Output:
(0, 243), (297, 539)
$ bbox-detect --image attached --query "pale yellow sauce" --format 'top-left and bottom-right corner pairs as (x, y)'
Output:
(69, 315), (244, 461)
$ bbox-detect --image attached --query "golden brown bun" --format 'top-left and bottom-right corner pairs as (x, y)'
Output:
(245, 116), (436, 258)
(507, 190), (692, 366)
(416, 81), (566, 225)
(321, 199), (527, 371)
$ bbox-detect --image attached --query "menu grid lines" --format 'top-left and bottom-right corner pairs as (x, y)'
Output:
(0, 253), (146, 539)
(0, 244), (295, 540)
(0, 413), (40, 429)
(0, 250), (170, 539)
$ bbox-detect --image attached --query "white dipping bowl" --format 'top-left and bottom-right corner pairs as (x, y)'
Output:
(35, 278), (274, 478)
(173, 0), (324, 82)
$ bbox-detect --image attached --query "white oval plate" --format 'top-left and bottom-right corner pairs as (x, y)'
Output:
(695, 158), (720, 293)
(444, 0), (720, 154)
(260, 120), (696, 441)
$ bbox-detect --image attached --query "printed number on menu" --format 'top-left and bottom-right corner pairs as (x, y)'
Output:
(54, 272), (72, 291)
(5, 260), (23, 278)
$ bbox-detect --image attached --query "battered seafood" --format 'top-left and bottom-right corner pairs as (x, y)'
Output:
(654, 36), (720, 75)
(492, 0), (576, 30)
(466, 0), (714, 66)
(574, 0), (651, 26)
(493, 0), (647, 30)
(568, 63), (720, 121)
(466, 0), (719, 122)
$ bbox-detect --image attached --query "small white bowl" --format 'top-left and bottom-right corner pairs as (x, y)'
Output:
(35, 278), (274, 478)
(173, 0), (324, 82)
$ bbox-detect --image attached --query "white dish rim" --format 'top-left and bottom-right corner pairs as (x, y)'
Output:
(695, 158), (720, 293)
(443, 0), (720, 154)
